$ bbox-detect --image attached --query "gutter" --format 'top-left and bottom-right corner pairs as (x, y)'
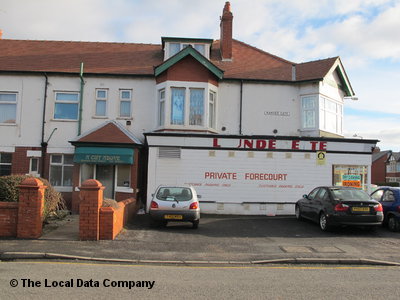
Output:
(239, 80), (243, 135)
(78, 62), (84, 136)
(40, 73), (48, 178)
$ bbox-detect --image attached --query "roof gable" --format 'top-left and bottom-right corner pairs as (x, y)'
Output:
(155, 45), (223, 79)
(71, 120), (142, 145)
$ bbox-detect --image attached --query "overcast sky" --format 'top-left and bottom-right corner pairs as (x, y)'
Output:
(1, 0), (399, 151)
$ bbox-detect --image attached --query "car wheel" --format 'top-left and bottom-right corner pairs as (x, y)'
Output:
(295, 205), (303, 220)
(388, 216), (399, 232)
(192, 220), (199, 229)
(319, 213), (330, 231)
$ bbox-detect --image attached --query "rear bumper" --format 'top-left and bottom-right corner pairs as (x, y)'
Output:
(149, 210), (200, 222)
(328, 213), (383, 226)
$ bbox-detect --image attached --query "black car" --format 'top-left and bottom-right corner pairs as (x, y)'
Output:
(295, 186), (384, 231)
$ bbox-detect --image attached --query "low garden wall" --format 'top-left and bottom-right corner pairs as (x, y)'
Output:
(0, 178), (46, 238)
(79, 179), (139, 241)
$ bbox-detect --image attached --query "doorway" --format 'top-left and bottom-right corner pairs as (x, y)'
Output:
(96, 165), (115, 199)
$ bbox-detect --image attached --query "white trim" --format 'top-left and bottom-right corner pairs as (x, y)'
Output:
(27, 150), (42, 157)
(0, 146), (15, 152)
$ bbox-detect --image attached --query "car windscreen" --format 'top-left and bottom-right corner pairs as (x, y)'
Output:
(330, 188), (371, 201)
(156, 187), (193, 201)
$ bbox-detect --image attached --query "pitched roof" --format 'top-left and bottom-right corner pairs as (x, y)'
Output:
(372, 150), (391, 162)
(0, 38), (340, 83)
(71, 120), (142, 145)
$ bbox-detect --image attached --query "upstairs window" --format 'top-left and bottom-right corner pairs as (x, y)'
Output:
(171, 88), (185, 125)
(0, 92), (17, 124)
(119, 90), (132, 118)
(320, 97), (343, 135)
(158, 89), (165, 126)
(301, 96), (316, 129)
(95, 89), (108, 117)
(209, 91), (216, 128)
(189, 89), (204, 126)
(54, 92), (79, 120)
(167, 42), (207, 59)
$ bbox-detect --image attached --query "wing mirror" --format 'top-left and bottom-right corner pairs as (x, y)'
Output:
(302, 194), (309, 199)
(197, 195), (202, 199)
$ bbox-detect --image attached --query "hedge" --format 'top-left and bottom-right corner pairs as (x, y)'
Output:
(0, 175), (66, 221)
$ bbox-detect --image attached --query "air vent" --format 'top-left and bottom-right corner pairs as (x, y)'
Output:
(158, 147), (181, 159)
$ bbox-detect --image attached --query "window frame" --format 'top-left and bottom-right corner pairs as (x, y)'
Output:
(301, 95), (317, 130)
(319, 96), (343, 135)
(0, 92), (18, 124)
(0, 152), (12, 176)
(54, 92), (80, 121)
(49, 154), (74, 188)
(209, 90), (216, 129)
(95, 89), (108, 117)
(119, 89), (132, 118)
(158, 89), (165, 127)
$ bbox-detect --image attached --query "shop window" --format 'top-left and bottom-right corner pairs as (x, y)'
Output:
(158, 89), (165, 126)
(301, 96), (317, 129)
(333, 165), (368, 191)
(189, 88), (204, 125)
(119, 89), (132, 118)
(171, 88), (185, 125)
(95, 89), (108, 117)
(0, 153), (12, 176)
(209, 91), (216, 128)
(54, 92), (79, 120)
(50, 154), (73, 187)
(0, 92), (17, 124)
(117, 165), (130, 187)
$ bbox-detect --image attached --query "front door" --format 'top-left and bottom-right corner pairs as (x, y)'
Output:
(96, 165), (115, 199)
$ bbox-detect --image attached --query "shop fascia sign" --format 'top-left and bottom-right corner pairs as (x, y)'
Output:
(212, 138), (327, 151)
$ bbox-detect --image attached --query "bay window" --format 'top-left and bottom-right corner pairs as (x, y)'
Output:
(171, 88), (185, 125)
(301, 96), (316, 129)
(158, 89), (165, 126)
(320, 96), (343, 135)
(209, 91), (216, 128)
(189, 88), (204, 125)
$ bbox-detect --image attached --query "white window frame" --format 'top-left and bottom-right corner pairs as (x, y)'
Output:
(54, 92), (80, 120)
(319, 96), (343, 135)
(29, 157), (40, 175)
(301, 95), (317, 130)
(158, 89), (165, 127)
(209, 90), (216, 129)
(49, 154), (74, 188)
(95, 89), (108, 117)
(167, 42), (209, 59)
(0, 92), (17, 125)
(119, 89), (132, 118)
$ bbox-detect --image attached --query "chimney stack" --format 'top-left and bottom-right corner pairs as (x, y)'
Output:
(220, 2), (233, 61)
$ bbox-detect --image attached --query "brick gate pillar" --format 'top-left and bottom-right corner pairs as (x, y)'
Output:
(17, 177), (46, 239)
(79, 179), (104, 241)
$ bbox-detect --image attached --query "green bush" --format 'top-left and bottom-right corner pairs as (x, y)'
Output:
(0, 175), (66, 221)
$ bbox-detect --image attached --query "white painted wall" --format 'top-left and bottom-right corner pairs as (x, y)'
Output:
(0, 74), (45, 147)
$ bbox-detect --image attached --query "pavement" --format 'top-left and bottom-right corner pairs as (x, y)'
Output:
(1, 213), (400, 266)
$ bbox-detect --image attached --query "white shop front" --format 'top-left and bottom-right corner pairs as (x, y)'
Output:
(146, 133), (377, 215)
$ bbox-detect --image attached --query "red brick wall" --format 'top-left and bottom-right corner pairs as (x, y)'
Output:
(0, 202), (18, 237)
(11, 147), (41, 175)
(99, 198), (138, 240)
(156, 56), (219, 86)
(372, 155), (388, 184)
(0, 178), (45, 238)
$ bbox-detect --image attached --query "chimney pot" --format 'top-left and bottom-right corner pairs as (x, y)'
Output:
(0, 30), (3, 40)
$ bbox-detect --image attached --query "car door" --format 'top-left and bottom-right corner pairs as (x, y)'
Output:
(371, 189), (387, 215)
(309, 188), (328, 221)
(302, 188), (320, 219)
(381, 189), (396, 218)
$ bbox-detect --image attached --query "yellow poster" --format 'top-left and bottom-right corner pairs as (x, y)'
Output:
(316, 151), (326, 165)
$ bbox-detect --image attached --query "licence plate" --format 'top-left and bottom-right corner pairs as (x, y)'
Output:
(352, 207), (370, 212)
(164, 215), (183, 220)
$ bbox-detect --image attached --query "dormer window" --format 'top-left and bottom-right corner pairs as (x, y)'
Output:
(162, 37), (213, 60)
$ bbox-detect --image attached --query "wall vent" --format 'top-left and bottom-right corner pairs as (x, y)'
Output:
(158, 147), (181, 159)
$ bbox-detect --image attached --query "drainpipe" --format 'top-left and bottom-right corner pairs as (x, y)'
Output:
(239, 80), (243, 135)
(40, 73), (49, 178)
(78, 62), (84, 136)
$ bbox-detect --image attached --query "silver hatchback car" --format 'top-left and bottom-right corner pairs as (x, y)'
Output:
(149, 185), (201, 229)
